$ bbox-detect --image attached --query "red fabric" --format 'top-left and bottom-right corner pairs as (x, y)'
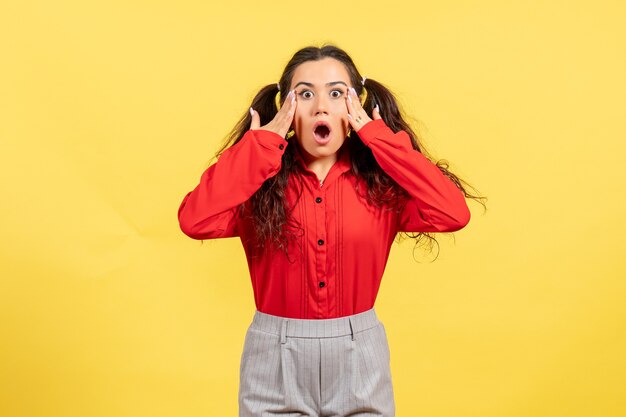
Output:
(178, 119), (470, 319)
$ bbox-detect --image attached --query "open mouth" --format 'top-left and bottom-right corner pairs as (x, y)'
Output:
(313, 121), (332, 142)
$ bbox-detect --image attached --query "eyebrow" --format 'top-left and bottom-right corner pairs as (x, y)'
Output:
(293, 81), (348, 89)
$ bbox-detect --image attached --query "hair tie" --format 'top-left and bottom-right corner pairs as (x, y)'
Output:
(276, 82), (280, 91)
(361, 76), (367, 86)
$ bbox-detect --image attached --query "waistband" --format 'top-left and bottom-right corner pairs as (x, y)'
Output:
(249, 308), (381, 343)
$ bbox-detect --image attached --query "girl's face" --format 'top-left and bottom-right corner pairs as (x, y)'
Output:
(288, 58), (353, 163)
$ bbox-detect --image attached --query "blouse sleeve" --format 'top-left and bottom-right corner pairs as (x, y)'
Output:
(356, 118), (471, 233)
(178, 128), (288, 240)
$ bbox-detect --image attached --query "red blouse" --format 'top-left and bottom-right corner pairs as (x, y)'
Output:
(178, 119), (470, 319)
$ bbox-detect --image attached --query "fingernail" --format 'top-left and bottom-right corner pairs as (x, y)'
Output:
(350, 87), (356, 95)
(249, 107), (254, 116)
(348, 95), (352, 103)
(375, 104), (380, 113)
(347, 114), (352, 119)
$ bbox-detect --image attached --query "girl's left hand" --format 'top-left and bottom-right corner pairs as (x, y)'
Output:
(345, 87), (382, 132)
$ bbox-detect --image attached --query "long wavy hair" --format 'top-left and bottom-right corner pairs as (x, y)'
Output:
(206, 44), (487, 261)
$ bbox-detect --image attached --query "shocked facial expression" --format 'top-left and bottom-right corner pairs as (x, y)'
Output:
(288, 57), (352, 162)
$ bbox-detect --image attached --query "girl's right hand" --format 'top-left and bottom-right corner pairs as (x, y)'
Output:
(249, 90), (297, 139)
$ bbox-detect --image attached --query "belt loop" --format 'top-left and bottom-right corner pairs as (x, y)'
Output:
(349, 317), (356, 341)
(280, 319), (288, 344)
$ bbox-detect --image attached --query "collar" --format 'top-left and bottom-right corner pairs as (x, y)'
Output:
(293, 143), (352, 187)
(294, 143), (352, 172)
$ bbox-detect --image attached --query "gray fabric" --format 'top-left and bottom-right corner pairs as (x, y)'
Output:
(238, 308), (395, 417)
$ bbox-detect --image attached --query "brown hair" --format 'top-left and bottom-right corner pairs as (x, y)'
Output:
(206, 44), (486, 261)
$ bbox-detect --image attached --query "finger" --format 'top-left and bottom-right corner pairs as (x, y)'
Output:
(350, 87), (363, 109)
(276, 90), (295, 123)
(346, 95), (365, 130)
(346, 88), (370, 130)
(249, 107), (260, 130)
(288, 90), (297, 116)
(279, 90), (297, 132)
(279, 90), (295, 113)
(345, 96), (357, 131)
(372, 103), (382, 120)
(345, 88), (359, 120)
(348, 87), (368, 120)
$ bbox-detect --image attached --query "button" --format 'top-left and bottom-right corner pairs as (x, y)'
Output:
(315, 197), (322, 203)
(318, 239), (324, 245)
(279, 144), (284, 150)
(319, 281), (326, 288)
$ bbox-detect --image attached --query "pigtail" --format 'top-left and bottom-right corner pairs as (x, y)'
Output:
(360, 78), (408, 138)
(354, 77), (486, 261)
(359, 78), (424, 153)
(250, 83), (281, 128)
(212, 82), (282, 162)
(361, 77), (486, 210)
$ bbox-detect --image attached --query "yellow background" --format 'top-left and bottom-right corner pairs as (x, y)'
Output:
(2, 0), (625, 416)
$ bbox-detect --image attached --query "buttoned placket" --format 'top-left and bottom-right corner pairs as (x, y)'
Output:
(293, 146), (351, 318)
(314, 173), (328, 316)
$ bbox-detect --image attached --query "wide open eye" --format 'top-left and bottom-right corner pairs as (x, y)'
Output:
(298, 90), (313, 99)
(330, 89), (344, 98)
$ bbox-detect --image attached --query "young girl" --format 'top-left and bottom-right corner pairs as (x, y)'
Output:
(178, 44), (484, 417)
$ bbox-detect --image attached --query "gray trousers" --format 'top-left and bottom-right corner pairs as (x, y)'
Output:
(238, 307), (395, 417)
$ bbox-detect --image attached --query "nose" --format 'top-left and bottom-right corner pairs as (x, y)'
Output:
(314, 95), (329, 115)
